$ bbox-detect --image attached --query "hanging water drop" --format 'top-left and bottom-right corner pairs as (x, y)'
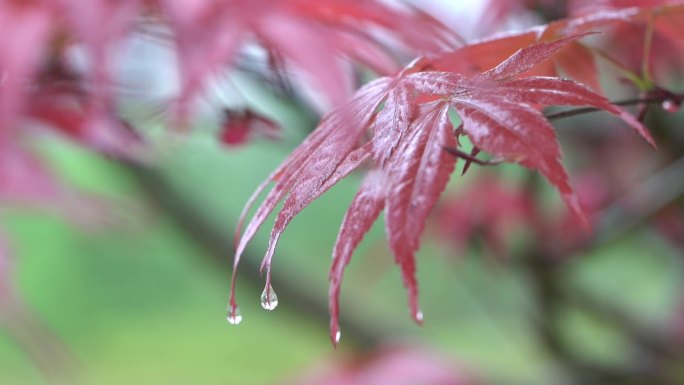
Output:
(334, 330), (341, 344)
(226, 305), (243, 325)
(416, 310), (424, 323)
(260, 284), (278, 310)
(662, 99), (681, 113)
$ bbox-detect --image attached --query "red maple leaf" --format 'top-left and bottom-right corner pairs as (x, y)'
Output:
(425, 2), (684, 95)
(229, 34), (655, 345)
(425, 26), (603, 92)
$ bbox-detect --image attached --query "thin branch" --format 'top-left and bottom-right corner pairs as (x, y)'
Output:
(523, 253), (680, 385)
(546, 91), (683, 121)
(593, 154), (684, 246)
(562, 285), (684, 360)
(443, 146), (502, 166)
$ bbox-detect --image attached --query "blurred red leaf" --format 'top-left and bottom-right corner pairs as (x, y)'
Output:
(436, 176), (536, 259)
(569, 0), (676, 16)
(57, 0), (141, 104)
(285, 345), (477, 385)
(1, 0), (459, 137)
(0, 139), (121, 231)
(160, 0), (460, 120)
(0, 0), (54, 132)
(219, 109), (280, 147)
(0, 142), (65, 206)
(26, 79), (145, 159)
(656, 207), (684, 252)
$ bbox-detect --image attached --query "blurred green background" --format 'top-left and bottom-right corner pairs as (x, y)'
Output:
(1, 104), (682, 385)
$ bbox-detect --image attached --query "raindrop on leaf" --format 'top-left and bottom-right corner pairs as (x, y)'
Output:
(662, 99), (681, 113)
(260, 284), (279, 311)
(227, 305), (243, 325)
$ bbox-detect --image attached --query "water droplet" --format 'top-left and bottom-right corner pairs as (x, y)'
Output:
(226, 305), (242, 325)
(260, 284), (278, 310)
(662, 99), (681, 113)
(334, 331), (341, 344)
(416, 310), (424, 323)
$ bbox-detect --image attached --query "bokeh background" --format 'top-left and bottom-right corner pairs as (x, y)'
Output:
(2, 1), (684, 385)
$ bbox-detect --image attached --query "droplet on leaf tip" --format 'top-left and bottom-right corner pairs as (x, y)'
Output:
(260, 284), (278, 310)
(334, 331), (341, 344)
(662, 99), (681, 113)
(226, 305), (243, 325)
(416, 310), (424, 323)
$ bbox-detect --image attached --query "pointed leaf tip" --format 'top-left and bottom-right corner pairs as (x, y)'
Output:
(565, 191), (591, 232)
(477, 32), (598, 81)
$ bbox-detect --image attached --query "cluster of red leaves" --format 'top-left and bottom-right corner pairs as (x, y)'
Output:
(162, 0), (461, 116)
(435, 175), (537, 260)
(228, 2), (684, 344)
(1, 0), (458, 144)
(434, 171), (618, 260)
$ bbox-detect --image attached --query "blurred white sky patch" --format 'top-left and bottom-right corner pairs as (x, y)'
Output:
(407, 0), (487, 41)
(407, 0), (546, 41)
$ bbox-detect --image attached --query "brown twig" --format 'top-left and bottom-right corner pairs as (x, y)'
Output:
(545, 90), (683, 121)
(443, 146), (502, 166)
(523, 252), (680, 385)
